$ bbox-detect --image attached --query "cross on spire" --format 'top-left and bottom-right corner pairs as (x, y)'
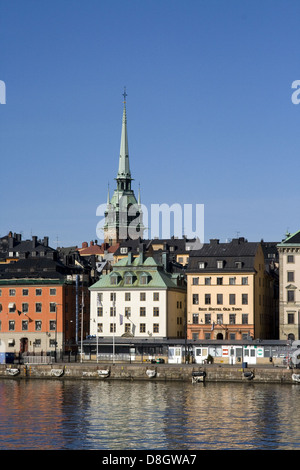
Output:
(122, 87), (127, 103)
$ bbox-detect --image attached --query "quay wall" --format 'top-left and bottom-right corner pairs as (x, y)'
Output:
(0, 363), (298, 384)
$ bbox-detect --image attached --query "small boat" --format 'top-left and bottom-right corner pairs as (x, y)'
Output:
(6, 368), (20, 376)
(243, 371), (254, 380)
(292, 373), (300, 383)
(51, 368), (64, 377)
(97, 369), (110, 378)
(192, 371), (206, 383)
(146, 369), (156, 378)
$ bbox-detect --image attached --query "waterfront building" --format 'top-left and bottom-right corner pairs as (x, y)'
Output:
(186, 237), (278, 342)
(0, 236), (90, 357)
(278, 230), (300, 340)
(89, 246), (186, 340)
(103, 90), (144, 246)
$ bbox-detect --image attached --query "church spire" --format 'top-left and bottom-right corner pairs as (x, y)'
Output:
(117, 87), (131, 181)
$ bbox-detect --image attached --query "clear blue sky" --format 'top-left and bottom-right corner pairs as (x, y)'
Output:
(1, 0), (300, 247)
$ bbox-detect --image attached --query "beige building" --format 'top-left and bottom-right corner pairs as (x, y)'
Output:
(186, 238), (278, 341)
(278, 230), (300, 341)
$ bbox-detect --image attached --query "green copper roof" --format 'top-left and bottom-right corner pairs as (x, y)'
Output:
(89, 255), (186, 290)
(117, 99), (131, 180)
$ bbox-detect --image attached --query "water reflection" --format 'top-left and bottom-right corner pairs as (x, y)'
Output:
(0, 379), (299, 449)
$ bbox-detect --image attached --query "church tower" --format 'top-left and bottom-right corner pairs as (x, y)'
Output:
(103, 90), (144, 245)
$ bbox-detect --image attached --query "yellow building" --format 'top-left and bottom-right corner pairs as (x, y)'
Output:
(187, 238), (278, 341)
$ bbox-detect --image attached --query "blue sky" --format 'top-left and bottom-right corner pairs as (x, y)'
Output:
(1, 0), (300, 247)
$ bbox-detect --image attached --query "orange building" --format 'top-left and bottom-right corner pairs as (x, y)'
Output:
(0, 255), (89, 359)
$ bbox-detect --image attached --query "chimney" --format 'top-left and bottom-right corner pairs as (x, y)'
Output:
(82, 242), (88, 248)
(43, 236), (49, 247)
(32, 236), (37, 248)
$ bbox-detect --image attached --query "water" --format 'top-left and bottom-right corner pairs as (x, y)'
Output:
(0, 378), (299, 450)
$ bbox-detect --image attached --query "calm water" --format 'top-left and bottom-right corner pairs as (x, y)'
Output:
(0, 378), (299, 450)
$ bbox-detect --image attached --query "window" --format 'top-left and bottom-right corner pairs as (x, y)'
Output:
(229, 314), (236, 324)
(198, 262), (205, 269)
(49, 320), (56, 331)
(36, 303), (42, 313)
(153, 292), (159, 301)
(22, 303), (28, 313)
(287, 290), (295, 302)
(49, 339), (56, 348)
(8, 303), (16, 313)
(125, 323), (131, 334)
(217, 277), (223, 285)
(153, 307), (159, 316)
(229, 294), (236, 305)
(217, 314), (223, 324)
(235, 262), (242, 269)
(140, 323), (146, 333)
(9, 289), (16, 296)
(50, 303), (56, 313)
(204, 314), (211, 324)
(110, 307), (116, 317)
(242, 294), (248, 305)
(0, 304), (2, 313)
(229, 277), (236, 285)
(110, 323), (116, 333)
(22, 320), (28, 331)
(242, 314), (248, 324)
(242, 277), (248, 285)
(192, 314), (199, 324)
(140, 273), (149, 285)
(287, 255), (294, 263)
(125, 307), (131, 317)
(50, 288), (56, 296)
(288, 313), (295, 324)
(9, 321), (15, 331)
(192, 277), (199, 285)
(153, 323), (159, 333)
(287, 272), (295, 282)
(97, 323), (103, 333)
(97, 293), (103, 304)
(110, 293), (116, 301)
(22, 289), (28, 296)
(120, 247), (128, 254)
(192, 294), (199, 305)
(0, 289), (1, 296)
(36, 289), (42, 296)
(217, 261), (223, 269)
(97, 307), (103, 317)
(140, 307), (146, 316)
(35, 320), (42, 331)
(35, 339), (41, 347)
(110, 274), (119, 285)
(205, 294), (211, 305)
(124, 274), (133, 285)
(140, 292), (146, 301)
(205, 277), (211, 285)
(125, 292), (131, 301)
(217, 294), (223, 305)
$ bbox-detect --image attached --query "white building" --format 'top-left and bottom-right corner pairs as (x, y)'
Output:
(89, 252), (186, 339)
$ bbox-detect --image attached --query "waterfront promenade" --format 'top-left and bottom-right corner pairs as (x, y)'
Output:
(0, 362), (298, 384)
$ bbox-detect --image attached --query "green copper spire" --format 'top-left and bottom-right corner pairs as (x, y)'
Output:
(117, 87), (131, 181)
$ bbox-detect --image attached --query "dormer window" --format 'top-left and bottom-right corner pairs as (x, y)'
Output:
(110, 272), (120, 285)
(140, 272), (150, 285)
(198, 262), (205, 269)
(124, 272), (134, 285)
(120, 247), (128, 254)
(235, 261), (242, 269)
(217, 260), (223, 269)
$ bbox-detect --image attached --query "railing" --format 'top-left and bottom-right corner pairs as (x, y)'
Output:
(23, 356), (53, 364)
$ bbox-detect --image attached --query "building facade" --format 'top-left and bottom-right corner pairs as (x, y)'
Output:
(89, 250), (186, 340)
(278, 230), (300, 340)
(0, 236), (90, 358)
(186, 238), (278, 341)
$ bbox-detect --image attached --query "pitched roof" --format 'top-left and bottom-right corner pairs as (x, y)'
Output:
(277, 230), (300, 246)
(187, 238), (259, 273)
